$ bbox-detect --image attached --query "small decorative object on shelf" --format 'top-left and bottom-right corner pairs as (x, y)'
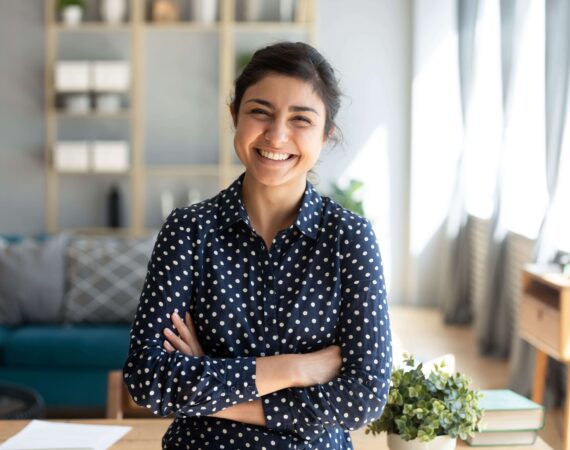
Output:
(151, 0), (180, 22)
(92, 141), (129, 172)
(279, 0), (295, 21)
(242, 0), (262, 21)
(54, 141), (90, 172)
(92, 61), (130, 92)
(190, 0), (217, 23)
(107, 184), (122, 228)
(94, 93), (122, 113)
(58, 0), (86, 26)
(63, 93), (91, 113)
(55, 61), (91, 92)
(99, 0), (128, 24)
(365, 354), (482, 450)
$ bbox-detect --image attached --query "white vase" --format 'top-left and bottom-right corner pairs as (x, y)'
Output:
(100, 0), (127, 24)
(190, 0), (218, 23)
(61, 6), (83, 26)
(387, 434), (457, 450)
(243, 0), (261, 21)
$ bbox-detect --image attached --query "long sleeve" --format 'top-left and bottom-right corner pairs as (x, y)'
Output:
(261, 218), (393, 441)
(123, 208), (260, 417)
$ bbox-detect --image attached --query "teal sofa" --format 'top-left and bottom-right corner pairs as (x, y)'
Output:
(0, 324), (130, 408)
(0, 232), (151, 410)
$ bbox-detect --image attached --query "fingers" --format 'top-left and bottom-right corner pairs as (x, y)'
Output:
(171, 312), (194, 351)
(185, 312), (205, 356)
(163, 310), (205, 357)
(163, 326), (192, 355)
(163, 340), (175, 353)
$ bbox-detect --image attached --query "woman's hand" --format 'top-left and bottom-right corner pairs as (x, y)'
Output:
(163, 311), (204, 356)
(292, 345), (342, 387)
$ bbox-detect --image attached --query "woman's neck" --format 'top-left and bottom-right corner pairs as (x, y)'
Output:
(241, 172), (306, 241)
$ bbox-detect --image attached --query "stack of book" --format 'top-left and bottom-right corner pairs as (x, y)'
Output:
(466, 389), (545, 446)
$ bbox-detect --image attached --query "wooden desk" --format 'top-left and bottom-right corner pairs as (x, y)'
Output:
(0, 419), (553, 450)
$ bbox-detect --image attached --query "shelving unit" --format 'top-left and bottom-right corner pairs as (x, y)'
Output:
(45, 0), (316, 236)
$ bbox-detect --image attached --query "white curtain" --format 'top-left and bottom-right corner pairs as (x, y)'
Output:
(509, 0), (570, 407)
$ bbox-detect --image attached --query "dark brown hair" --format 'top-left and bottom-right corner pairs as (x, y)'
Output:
(231, 41), (343, 143)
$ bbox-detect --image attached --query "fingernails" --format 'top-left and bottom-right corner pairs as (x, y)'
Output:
(172, 312), (179, 320)
(164, 328), (172, 336)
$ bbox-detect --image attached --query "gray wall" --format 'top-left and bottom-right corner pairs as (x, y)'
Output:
(0, 0), (412, 303)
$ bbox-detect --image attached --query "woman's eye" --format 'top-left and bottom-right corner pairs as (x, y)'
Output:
(293, 116), (311, 124)
(250, 109), (269, 116)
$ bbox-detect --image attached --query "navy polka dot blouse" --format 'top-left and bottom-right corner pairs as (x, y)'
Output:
(123, 172), (393, 449)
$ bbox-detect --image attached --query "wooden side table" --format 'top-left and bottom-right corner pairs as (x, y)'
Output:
(519, 266), (570, 450)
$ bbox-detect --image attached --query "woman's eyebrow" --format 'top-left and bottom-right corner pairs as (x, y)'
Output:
(245, 98), (319, 115)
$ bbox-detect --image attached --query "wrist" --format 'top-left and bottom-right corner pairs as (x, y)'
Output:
(255, 353), (300, 395)
(287, 353), (303, 388)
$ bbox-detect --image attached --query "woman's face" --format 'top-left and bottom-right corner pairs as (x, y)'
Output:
(232, 74), (329, 188)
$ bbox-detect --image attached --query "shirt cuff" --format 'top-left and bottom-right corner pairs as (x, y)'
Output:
(262, 391), (294, 431)
(223, 356), (260, 402)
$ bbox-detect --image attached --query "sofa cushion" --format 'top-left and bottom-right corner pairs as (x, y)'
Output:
(3, 325), (131, 369)
(63, 233), (157, 324)
(0, 233), (70, 325)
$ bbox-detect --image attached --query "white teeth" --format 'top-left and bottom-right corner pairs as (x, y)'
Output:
(258, 149), (291, 161)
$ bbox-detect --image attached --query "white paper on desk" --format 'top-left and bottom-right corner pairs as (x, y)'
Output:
(0, 420), (131, 450)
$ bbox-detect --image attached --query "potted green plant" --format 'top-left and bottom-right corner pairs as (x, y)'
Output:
(329, 179), (366, 217)
(366, 354), (482, 450)
(58, 0), (86, 26)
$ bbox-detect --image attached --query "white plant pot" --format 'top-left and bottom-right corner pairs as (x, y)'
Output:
(243, 0), (261, 21)
(61, 6), (83, 26)
(100, 0), (127, 24)
(387, 434), (457, 450)
(191, 0), (218, 23)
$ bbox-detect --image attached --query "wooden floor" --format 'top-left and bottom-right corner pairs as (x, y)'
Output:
(390, 305), (564, 450)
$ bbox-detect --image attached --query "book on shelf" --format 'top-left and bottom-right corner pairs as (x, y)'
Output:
(466, 429), (538, 446)
(477, 389), (545, 431)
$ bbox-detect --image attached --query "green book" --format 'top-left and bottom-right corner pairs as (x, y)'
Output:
(466, 430), (538, 446)
(476, 389), (545, 432)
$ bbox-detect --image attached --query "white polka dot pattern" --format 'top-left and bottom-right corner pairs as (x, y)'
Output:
(123, 172), (393, 449)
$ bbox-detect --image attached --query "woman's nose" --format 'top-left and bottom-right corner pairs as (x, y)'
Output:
(264, 120), (289, 147)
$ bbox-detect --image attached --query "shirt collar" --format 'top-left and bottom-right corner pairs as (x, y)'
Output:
(218, 172), (323, 240)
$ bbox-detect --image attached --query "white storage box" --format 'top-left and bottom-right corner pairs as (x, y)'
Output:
(92, 62), (130, 92)
(54, 141), (90, 172)
(92, 141), (130, 172)
(55, 61), (91, 92)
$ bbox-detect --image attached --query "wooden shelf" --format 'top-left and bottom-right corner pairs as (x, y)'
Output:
(55, 22), (132, 32)
(55, 111), (131, 119)
(146, 164), (218, 177)
(55, 170), (131, 176)
(144, 23), (220, 32)
(65, 227), (156, 237)
(233, 22), (310, 32)
(45, 0), (316, 235)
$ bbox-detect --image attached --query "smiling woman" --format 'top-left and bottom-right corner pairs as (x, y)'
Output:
(123, 42), (393, 450)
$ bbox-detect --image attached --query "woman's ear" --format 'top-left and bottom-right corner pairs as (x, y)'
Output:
(324, 125), (336, 143)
